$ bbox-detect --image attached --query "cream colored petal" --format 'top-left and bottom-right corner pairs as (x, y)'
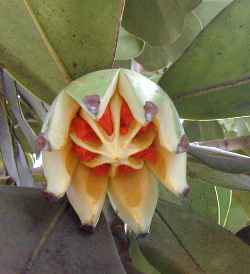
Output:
(148, 140), (188, 196)
(118, 69), (164, 124)
(108, 167), (158, 234)
(70, 132), (105, 155)
(65, 69), (119, 119)
(125, 126), (156, 157)
(67, 163), (108, 227)
(42, 143), (78, 198)
(155, 99), (184, 153)
(45, 91), (79, 150)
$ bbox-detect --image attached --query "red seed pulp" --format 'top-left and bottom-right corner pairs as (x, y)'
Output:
(136, 122), (155, 137)
(71, 116), (100, 144)
(70, 101), (158, 176)
(72, 143), (98, 161)
(118, 165), (137, 175)
(92, 164), (111, 176)
(133, 143), (157, 164)
(98, 105), (113, 136)
(120, 100), (135, 135)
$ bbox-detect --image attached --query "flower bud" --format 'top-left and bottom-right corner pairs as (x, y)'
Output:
(41, 69), (188, 234)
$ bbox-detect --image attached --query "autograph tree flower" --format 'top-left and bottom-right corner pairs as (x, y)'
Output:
(39, 69), (189, 234)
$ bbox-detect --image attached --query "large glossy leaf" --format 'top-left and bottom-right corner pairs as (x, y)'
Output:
(214, 186), (232, 227)
(140, 200), (250, 274)
(195, 0), (234, 26)
(188, 181), (218, 222)
(115, 28), (144, 61)
(140, 214), (205, 274)
(0, 0), (124, 103)
(184, 120), (224, 142)
(129, 240), (161, 274)
(226, 193), (250, 233)
(136, 12), (203, 71)
(0, 186), (126, 274)
(188, 160), (250, 191)
(188, 144), (250, 173)
(122, 0), (201, 46)
(160, 0), (250, 119)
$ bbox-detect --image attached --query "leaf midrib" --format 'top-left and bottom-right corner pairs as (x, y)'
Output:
(171, 75), (250, 101)
(23, 0), (72, 84)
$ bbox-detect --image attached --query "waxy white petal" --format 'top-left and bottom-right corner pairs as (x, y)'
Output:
(44, 91), (79, 150)
(148, 140), (188, 196)
(118, 69), (164, 125)
(65, 69), (119, 119)
(42, 143), (78, 197)
(155, 99), (184, 153)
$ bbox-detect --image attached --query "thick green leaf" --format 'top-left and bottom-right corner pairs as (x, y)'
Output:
(215, 186), (232, 227)
(0, 0), (124, 102)
(195, 0), (234, 26)
(225, 193), (250, 233)
(129, 240), (161, 274)
(0, 186), (126, 274)
(160, 0), (250, 119)
(188, 181), (218, 222)
(184, 120), (224, 142)
(140, 200), (250, 274)
(188, 160), (250, 191)
(188, 144), (250, 173)
(122, 0), (201, 46)
(136, 12), (202, 71)
(140, 214), (205, 274)
(115, 28), (144, 61)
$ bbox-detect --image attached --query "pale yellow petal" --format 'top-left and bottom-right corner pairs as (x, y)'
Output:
(155, 99), (184, 153)
(45, 91), (79, 150)
(108, 167), (158, 234)
(148, 140), (188, 196)
(67, 164), (108, 227)
(42, 142), (78, 197)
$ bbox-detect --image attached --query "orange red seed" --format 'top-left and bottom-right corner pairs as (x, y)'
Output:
(98, 105), (113, 136)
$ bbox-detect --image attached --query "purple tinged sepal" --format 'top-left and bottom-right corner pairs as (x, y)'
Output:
(176, 135), (189, 154)
(83, 95), (100, 116)
(36, 134), (51, 152)
(42, 190), (60, 203)
(144, 101), (159, 122)
(80, 224), (95, 234)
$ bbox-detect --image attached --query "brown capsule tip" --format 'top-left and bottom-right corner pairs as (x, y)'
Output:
(36, 134), (51, 152)
(80, 224), (95, 234)
(182, 186), (191, 197)
(176, 135), (189, 153)
(41, 190), (59, 203)
(144, 101), (158, 122)
(83, 95), (100, 116)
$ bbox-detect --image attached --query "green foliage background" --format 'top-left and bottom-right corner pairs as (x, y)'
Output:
(1, 1), (250, 273)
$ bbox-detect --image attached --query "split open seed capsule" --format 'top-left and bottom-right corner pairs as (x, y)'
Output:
(40, 69), (189, 235)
